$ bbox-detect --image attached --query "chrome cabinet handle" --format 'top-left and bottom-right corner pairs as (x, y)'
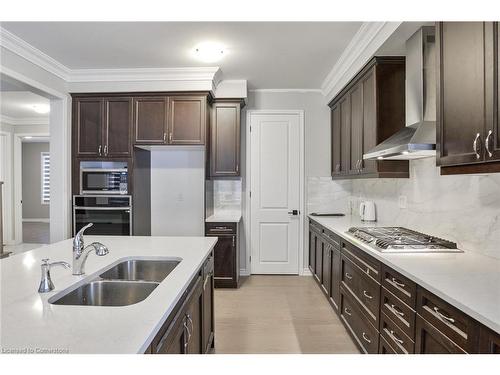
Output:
(187, 314), (194, 336)
(363, 290), (373, 299)
(345, 272), (353, 280)
(391, 304), (405, 317)
(183, 320), (191, 350)
(104, 145), (108, 156)
(473, 133), (481, 159)
(163, 132), (166, 143)
(344, 308), (352, 316)
(362, 332), (371, 344)
(433, 307), (455, 324)
(389, 330), (404, 345)
(169, 132), (173, 143)
(236, 164), (239, 173)
(391, 277), (405, 288)
(98, 145), (102, 156)
(485, 130), (493, 157)
(232, 236), (236, 248)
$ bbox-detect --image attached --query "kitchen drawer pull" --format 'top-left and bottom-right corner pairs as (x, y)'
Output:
(389, 330), (404, 345)
(473, 133), (481, 159)
(345, 272), (353, 280)
(391, 277), (405, 288)
(390, 304), (405, 317)
(344, 308), (352, 316)
(362, 332), (371, 344)
(433, 307), (455, 324)
(363, 290), (373, 299)
(485, 130), (493, 157)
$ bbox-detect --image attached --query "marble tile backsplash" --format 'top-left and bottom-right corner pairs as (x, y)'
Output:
(307, 177), (352, 214)
(213, 179), (242, 216)
(350, 157), (500, 259)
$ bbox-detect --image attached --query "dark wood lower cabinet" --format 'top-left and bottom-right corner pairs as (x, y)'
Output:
(205, 222), (239, 288)
(152, 254), (214, 354)
(308, 219), (500, 355)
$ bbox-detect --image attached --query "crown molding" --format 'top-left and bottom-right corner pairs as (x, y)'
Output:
(68, 66), (221, 83)
(321, 22), (402, 102)
(249, 88), (322, 93)
(0, 114), (49, 126)
(0, 27), (70, 81)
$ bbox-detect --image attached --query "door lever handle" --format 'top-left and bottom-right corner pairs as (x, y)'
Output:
(288, 210), (300, 216)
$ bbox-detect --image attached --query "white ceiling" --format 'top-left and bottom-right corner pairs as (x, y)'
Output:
(0, 91), (49, 120)
(0, 22), (362, 89)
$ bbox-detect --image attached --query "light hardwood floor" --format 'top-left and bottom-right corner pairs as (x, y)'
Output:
(214, 275), (360, 354)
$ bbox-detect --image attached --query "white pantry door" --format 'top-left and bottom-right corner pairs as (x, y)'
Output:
(250, 112), (301, 274)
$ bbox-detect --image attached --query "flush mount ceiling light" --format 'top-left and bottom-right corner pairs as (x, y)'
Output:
(192, 42), (226, 63)
(31, 104), (50, 114)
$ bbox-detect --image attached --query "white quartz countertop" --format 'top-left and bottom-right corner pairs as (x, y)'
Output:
(205, 213), (242, 223)
(308, 215), (500, 334)
(0, 236), (217, 354)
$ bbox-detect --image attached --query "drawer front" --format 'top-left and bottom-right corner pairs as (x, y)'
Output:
(382, 264), (416, 308)
(341, 254), (380, 324)
(417, 287), (479, 352)
(340, 287), (379, 354)
(205, 222), (236, 235)
(381, 287), (416, 340)
(341, 240), (381, 282)
(379, 336), (397, 354)
(415, 315), (466, 354)
(380, 312), (415, 354)
(309, 221), (323, 234)
(323, 228), (340, 248)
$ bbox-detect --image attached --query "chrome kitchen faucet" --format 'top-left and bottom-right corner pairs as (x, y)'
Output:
(72, 223), (109, 275)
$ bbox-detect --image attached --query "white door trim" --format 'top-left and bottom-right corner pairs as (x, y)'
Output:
(13, 132), (50, 244)
(245, 110), (305, 275)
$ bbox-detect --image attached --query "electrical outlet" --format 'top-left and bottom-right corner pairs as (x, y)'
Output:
(398, 195), (407, 209)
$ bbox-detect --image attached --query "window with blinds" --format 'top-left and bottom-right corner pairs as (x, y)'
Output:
(41, 152), (50, 204)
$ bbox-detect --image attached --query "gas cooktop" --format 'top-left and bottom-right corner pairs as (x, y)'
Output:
(346, 227), (463, 253)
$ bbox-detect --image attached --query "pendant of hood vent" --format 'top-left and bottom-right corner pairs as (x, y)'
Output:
(364, 26), (436, 161)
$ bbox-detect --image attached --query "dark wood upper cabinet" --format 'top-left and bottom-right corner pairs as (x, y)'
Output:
(134, 97), (168, 144)
(168, 96), (206, 145)
(105, 97), (132, 157)
(210, 101), (242, 177)
(75, 98), (103, 157)
(438, 22), (500, 174)
(330, 57), (409, 179)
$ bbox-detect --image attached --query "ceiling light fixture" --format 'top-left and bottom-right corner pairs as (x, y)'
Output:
(192, 42), (226, 63)
(31, 104), (50, 114)
(24, 136), (33, 139)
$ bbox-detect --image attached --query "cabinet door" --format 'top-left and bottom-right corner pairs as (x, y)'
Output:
(156, 314), (187, 354)
(330, 247), (341, 310)
(415, 315), (466, 354)
(321, 245), (331, 296)
(486, 22), (500, 161)
(202, 269), (214, 353)
(437, 22), (489, 166)
(339, 96), (351, 174)
(213, 236), (235, 282)
(331, 104), (342, 175)
(308, 229), (316, 273)
(186, 286), (203, 354)
(315, 236), (323, 283)
(74, 98), (103, 157)
(134, 97), (167, 144)
(350, 83), (363, 174)
(361, 68), (377, 174)
(479, 326), (500, 353)
(211, 102), (240, 176)
(168, 96), (206, 145)
(104, 97), (132, 157)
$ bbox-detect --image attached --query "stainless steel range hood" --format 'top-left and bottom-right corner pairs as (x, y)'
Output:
(364, 26), (436, 160)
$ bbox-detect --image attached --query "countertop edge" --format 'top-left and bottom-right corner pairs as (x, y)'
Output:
(308, 215), (500, 335)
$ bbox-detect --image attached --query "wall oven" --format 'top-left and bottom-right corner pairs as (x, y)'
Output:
(73, 195), (132, 236)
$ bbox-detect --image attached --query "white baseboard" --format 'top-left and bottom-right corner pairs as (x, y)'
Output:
(301, 268), (313, 276)
(22, 218), (50, 223)
(240, 268), (250, 276)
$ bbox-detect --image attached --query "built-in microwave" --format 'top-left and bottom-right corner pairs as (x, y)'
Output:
(80, 168), (128, 195)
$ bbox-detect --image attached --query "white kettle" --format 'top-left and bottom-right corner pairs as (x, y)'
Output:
(359, 201), (377, 222)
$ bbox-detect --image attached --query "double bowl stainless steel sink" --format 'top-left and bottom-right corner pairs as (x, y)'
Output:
(50, 259), (180, 307)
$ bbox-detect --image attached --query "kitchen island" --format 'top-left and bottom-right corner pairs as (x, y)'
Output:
(0, 236), (217, 354)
